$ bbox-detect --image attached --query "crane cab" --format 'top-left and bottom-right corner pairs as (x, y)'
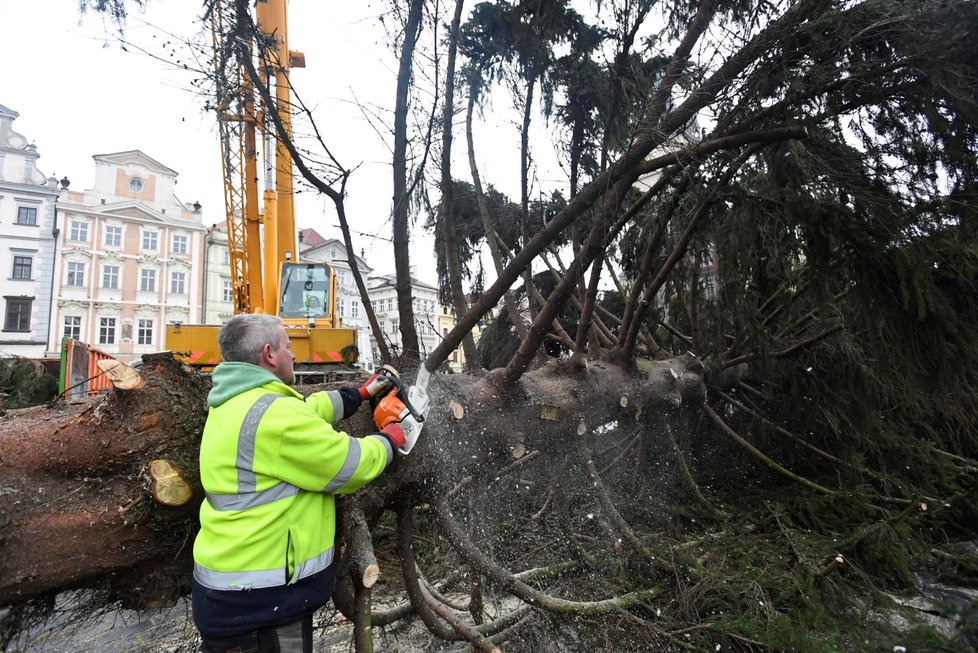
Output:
(164, 260), (358, 376)
(278, 262), (339, 328)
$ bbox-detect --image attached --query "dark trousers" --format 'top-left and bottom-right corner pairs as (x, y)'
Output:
(199, 615), (313, 653)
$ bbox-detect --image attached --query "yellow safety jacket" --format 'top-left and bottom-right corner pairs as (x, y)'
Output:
(192, 362), (393, 636)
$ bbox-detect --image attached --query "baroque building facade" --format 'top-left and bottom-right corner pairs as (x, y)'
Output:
(46, 150), (206, 362)
(0, 104), (61, 358)
(366, 274), (452, 366)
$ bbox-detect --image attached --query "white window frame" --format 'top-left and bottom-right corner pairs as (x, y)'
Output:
(170, 271), (186, 295)
(141, 230), (158, 252)
(66, 261), (85, 287)
(104, 225), (122, 248)
(139, 269), (157, 293)
(63, 315), (81, 340)
(222, 280), (233, 302)
(137, 318), (154, 346)
(69, 221), (89, 242)
(98, 317), (117, 345)
(171, 234), (189, 255)
(102, 264), (120, 289)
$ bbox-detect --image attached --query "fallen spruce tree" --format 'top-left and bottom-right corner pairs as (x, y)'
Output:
(1, 344), (975, 650)
(3, 0), (978, 650)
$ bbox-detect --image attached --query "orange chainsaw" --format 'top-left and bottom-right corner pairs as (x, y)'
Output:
(371, 365), (430, 454)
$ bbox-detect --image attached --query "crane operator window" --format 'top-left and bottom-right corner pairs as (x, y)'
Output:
(280, 263), (331, 319)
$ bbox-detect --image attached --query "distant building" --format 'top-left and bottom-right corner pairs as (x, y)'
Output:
(367, 274), (459, 365)
(437, 300), (463, 371)
(0, 104), (61, 358)
(201, 222), (234, 325)
(298, 229), (375, 366)
(46, 150), (206, 362)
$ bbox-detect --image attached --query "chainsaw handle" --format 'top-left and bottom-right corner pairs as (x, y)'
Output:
(370, 366), (425, 422)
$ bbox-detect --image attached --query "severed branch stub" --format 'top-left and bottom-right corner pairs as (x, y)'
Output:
(97, 359), (145, 391)
(348, 505), (381, 588)
(815, 554), (845, 578)
(147, 459), (193, 506)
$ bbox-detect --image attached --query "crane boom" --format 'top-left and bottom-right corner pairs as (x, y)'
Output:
(165, 0), (358, 375)
(209, 0), (263, 313)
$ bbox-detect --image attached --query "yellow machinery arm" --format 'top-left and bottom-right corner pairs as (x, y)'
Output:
(209, 0), (313, 316)
(165, 0), (357, 375)
(208, 0), (336, 323)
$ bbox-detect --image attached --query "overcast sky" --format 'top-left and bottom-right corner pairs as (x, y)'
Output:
(2, 1), (564, 283)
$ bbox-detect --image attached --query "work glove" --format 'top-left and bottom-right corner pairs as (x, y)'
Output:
(374, 394), (423, 455)
(358, 373), (392, 401)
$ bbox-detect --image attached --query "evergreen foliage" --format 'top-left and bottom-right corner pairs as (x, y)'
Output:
(57, 0), (978, 649)
(0, 358), (58, 410)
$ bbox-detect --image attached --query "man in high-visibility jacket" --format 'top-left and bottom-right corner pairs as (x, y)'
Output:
(192, 314), (413, 653)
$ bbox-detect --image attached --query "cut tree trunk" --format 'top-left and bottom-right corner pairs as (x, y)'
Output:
(0, 352), (705, 608)
(0, 353), (209, 608)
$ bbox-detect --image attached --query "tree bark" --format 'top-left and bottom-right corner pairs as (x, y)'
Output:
(392, 0), (425, 362)
(436, 0), (479, 370)
(0, 353), (706, 607)
(0, 353), (209, 607)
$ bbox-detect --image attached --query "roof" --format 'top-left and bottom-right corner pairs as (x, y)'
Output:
(301, 236), (371, 271)
(369, 274), (438, 292)
(298, 227), (328, 247)
(92, 150), (177, 176)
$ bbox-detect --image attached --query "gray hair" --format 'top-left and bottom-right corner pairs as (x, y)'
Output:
(218, 314), (284, 364)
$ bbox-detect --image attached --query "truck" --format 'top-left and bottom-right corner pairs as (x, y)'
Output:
(165, 0), (358, 379)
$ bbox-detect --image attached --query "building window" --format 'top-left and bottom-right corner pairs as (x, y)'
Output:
(102, 264), (120, 289)
(172, 234), (189, 255)
(339, 298), (345, 317)
(391, 319), (399, 334)
(16, 206), (37, 225)
(69, 221), (88, 242)
(3, 298), (32, 331)
(63, 315), (81, 340)
(98, 317), (116, 344)
(351, 301), (359, 319)
(12, 256), (32, 280)
(66, 262), (85, 287)
(387, 299), (393, 311)
(137, 319), (154, 345)
(129, 178), (144, 193)
(170, 271), (186, 295)
(140, 269), (157, 292)
(104, 225), (122, 247)
(142, 231), (158, 251)
(221, 248), (230, 265)
(222, 280), (233, 302)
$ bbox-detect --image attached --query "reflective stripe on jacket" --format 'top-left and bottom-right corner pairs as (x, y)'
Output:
(193, 368), (393, 592)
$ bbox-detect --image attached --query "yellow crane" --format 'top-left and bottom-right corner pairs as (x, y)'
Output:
(166, 0), (358, 374)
